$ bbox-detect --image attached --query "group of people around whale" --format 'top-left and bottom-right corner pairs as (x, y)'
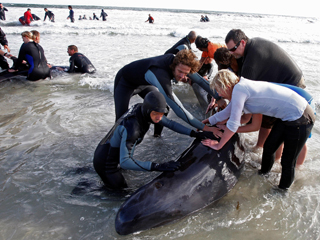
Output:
(0, 27), (96, 81)
(0, 8), (314, 190)
(93, 29), (315, 191)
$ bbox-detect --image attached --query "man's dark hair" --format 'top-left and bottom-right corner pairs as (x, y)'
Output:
(225, 29), (249, 44)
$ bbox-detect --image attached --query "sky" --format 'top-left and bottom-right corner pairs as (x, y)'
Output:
(1, 0), (319, 18)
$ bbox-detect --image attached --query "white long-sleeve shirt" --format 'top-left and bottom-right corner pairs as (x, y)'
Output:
(208, 77), (308, 132)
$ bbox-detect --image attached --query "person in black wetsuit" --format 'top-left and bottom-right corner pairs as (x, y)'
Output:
(93, 13), (99, 20)
(100, 9), (107, 21)
(0, 27), (10, 70)
(164, 33), (225, 112)
(44, 8), (55, 22)
(9, 31), (51, 81)
(0, 3), (8, 20)
(164, 31), (197, 55)
(93, 91), (213, 190)
(225, 29), (305, 87)
(57, 45), (96, 73)
(114, 49), (222, 137)
(225, 29), (307, 159)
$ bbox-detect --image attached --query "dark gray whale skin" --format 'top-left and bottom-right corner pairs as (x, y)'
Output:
(115, 133), (244, 235)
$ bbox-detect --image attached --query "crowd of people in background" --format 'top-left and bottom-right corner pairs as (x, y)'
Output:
(0, 4), (109, 24)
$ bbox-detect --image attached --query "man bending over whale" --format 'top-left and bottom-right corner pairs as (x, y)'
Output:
(93, 91), (212, 190)
(114, 49), (221, 137)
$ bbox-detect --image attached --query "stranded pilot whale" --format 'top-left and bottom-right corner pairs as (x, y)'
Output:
(115, 133), (245, 235)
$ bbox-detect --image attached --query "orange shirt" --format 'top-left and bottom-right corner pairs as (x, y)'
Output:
(201, 42), (226, 58)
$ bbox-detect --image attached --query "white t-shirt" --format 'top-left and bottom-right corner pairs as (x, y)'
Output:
(208, 77), (308, 132)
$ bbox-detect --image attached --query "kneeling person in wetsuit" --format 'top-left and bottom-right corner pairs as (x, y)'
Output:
(58, 45), (96, 74)
(93, 91), (212, 190)
(9, 31), (51, 81)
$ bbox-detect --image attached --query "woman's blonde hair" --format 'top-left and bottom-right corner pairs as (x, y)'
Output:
(21, 31), (33, 39)
(211, 69), (239, 92)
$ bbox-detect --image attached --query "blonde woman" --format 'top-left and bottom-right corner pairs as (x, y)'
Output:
(202, 69), (315, 190)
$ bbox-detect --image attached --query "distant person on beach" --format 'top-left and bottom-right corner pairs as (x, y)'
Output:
(82, 15), (87, 20)
(78, 15), (82, 20)
(44, 8), (55, 22)
(100, 9), (107, 21)
(9, 30), (51, 81)
(67, 5), (74, 23)
(113, 49), (222, 137)
(56, 45), (96, 74)
(145, 14), (154, 23)
(93, 13), (99, 20)
(0, 27), (10, 69)
(164, 31), (197, 55)
(0, 3), (8, 20)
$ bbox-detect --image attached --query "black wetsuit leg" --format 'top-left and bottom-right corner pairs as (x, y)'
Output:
(93, 143), (127, 189)
(114, 70), (158, 121)
(261, 119), (313, 189)
(114, 76), (137, 121)
(27, 67), (51, 81)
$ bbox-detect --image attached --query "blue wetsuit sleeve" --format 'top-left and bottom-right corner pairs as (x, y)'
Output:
(175, 44), (188, 52)
(159, 116), (193, 135)
(112, 125), (152, 171)
(273, 83), (313, 104)
(145, 70), (205, 130)
(188, 72), (220, 100)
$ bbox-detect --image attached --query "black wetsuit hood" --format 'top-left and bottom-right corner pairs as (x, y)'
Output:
(141, 91), (168, 123)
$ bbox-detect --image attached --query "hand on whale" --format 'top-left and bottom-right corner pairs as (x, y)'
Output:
(150, 161), (181, 172)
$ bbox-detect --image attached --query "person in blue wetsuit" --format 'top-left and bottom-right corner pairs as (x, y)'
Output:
(93, 91), (213, 190)
(9, 31), (51, 81)
(113, 49), (222, 137)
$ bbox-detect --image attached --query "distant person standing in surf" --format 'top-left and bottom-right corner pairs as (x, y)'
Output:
(145, 14), (154, 23)
(67, 5), (74, 23)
